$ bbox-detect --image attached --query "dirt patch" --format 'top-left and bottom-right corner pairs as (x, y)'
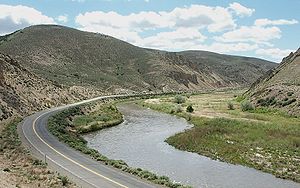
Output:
(144, 98), (161, 104)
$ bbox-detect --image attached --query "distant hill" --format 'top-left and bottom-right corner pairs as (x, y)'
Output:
(0, 25), (275, 94)
(247, 48), (300, 116)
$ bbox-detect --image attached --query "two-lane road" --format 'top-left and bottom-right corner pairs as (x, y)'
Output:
(18, 95), (159, 188)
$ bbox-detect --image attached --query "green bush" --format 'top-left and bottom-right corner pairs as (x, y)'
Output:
(90, 123), (98, 131)
(174, 95), (186, 104)
(282, 98), (296, 107)
(257, 96), (276, 106)
(186, 105), (194, 113)
(58, 175), (69, 186)
(241, 100), (254, 111)
(170, 105), (182, 114)
(227, 102), (234, 110)
(235, 95), (245, 102)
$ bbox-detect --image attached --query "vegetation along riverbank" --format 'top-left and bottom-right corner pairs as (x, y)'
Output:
(140, 90), (300, 183)
(48, 98), (192, 188)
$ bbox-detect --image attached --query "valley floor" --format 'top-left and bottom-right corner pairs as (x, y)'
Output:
(141, 90), (300, 183)
(1, 91), (299, 187)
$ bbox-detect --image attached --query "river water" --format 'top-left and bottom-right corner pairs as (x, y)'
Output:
(83, 103), (300, 188)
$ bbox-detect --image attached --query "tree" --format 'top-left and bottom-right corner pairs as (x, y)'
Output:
(186, 104), (194, 113)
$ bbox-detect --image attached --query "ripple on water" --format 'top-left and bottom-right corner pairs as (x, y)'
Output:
(83, 103), (300, 188)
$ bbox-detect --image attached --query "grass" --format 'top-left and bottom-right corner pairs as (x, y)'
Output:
(141, 91), (300, 183)
(48, 101), (191, 188)
(0, 118), (70, 187)
(73, 104), (123, 133)
(0, 118), (22, 151)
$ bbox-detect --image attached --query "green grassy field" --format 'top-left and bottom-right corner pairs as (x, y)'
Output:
(140, 91), (300, 182)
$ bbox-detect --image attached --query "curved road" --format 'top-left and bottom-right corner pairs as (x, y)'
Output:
(18, 95), (159, 188)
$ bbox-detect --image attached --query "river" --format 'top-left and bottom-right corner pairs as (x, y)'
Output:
(83, 103), (300, 188)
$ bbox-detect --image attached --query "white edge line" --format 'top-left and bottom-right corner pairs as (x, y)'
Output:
(21, 111), (100, 188)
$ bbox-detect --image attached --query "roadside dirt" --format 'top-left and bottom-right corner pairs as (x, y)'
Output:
(0, 118), (78, 188)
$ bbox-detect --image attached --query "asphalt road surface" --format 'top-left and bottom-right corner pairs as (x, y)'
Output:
(18, 95), (159, 188)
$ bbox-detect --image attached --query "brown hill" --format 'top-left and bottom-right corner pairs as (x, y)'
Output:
(247, 48), (300, 116)
(0, 25), (275, 94)
(0, 53), (102, 121)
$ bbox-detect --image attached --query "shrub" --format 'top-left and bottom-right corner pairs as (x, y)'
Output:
(257, 96), (276, 106)
(241, 100), (254, 111)
(186, 105), (194, 113)
(236, 95), (245, 102)
(282, 99), (296, 107)
(174, 95), (186, 104)
(287, 92), (294, 96)
(90, 123), (98, 131)
(170, 105), (182, 114)
(3, 168), (10, 172)
(59, 175), (69, 186)
(227, 102), (234, 110)
(185, 94), (191, 98)
(292, 137), (300, 148)
(32, 159), (44, 166)
(175, 105), (182, 113)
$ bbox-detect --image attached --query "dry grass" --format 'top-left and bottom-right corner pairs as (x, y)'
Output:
(141, 90), (300, 182)
(0, 118), (77, 188)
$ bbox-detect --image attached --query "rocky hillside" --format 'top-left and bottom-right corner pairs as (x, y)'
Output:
(0, 53), (102, 121)
(0, 25), (275, 94)
(247, 48), (300, 116)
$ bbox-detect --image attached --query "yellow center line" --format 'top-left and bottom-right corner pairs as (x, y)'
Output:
(32, 112), (128, 188)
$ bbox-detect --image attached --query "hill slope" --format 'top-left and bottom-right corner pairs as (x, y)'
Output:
(0, 25), (275, 93)
(247, 48), (300, 116)
(0, 53), (102, 121)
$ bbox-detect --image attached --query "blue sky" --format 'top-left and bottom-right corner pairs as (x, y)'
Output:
(0, 0), (299, 62)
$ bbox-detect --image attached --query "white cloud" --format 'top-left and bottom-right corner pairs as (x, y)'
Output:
(228, 2), (255, 17)
(202, 42), (258, 53)
(139, 28), (206, 50)
(214, 26), (281, 43)
(161, 5), (236, 32)
(75, 3), (298, 62)
(78, 25), (141, 44)
(75, 4), (238, 45)
(76, 11), (170, 31)
(254, 18), (298, 26)
(56, 14), (68, 23)
(255, 48), (293, 62)
(71, 0), (85, 2)
(75, 4), (236, 34)
(0, 4), (55, 35)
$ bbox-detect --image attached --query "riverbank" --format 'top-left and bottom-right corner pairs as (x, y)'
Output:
(48, 99), (191, 188)
(140, 90), (300, 183)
